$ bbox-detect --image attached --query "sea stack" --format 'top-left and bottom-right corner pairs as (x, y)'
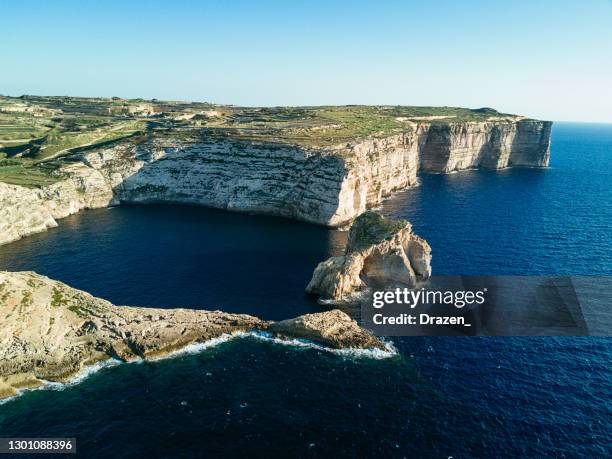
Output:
(306, 211), (431, 303)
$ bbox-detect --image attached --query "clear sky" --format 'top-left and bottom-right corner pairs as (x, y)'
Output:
(2, 0), (611, 122)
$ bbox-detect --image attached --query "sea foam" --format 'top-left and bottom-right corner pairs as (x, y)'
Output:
(0, 332), (396, 404)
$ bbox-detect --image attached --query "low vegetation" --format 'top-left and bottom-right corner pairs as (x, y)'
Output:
(0, 95), (520, 187)
(51, 287), (68, 308)
(348, 211), (409, 251)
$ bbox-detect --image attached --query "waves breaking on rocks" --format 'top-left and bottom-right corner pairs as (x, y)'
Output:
(0, 331), (397, 405)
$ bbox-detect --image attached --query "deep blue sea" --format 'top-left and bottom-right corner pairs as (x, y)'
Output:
(0, 122), (610, 457)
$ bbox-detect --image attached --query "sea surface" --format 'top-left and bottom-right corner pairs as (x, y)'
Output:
(0, 122), (610, 457)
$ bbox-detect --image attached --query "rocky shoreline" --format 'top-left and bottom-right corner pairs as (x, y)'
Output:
(0, 102), (552, 402)
(0, 118), (551, 246)
(0, 271), (386, 400)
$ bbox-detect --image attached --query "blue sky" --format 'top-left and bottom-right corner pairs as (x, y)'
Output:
(2, 0), (611, 122)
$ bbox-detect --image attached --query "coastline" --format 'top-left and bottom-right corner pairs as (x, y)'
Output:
(0, 330), (397, 405)
(0, 270), (393, 400)
(0, 99), (551, 247)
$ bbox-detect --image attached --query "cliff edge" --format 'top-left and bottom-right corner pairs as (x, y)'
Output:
(0, 101), (552, 245)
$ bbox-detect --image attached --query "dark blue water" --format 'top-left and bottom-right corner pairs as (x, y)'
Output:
(1, 122), (610, 457)
(382, 122), (612, 276)
(0, 205), (346, 319)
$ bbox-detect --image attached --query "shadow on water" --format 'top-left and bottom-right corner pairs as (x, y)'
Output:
(0, 204), (347, 320)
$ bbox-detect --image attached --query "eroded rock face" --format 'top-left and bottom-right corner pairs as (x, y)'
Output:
(419, 120), (551, 172)
(306, 212), (431, 302)
(0, 120), (551, 246)
(0, 164), (116, 245)
(0, 271), (384, 399)
(0, 183), (58, 245)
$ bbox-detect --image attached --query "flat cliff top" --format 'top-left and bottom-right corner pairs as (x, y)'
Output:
(347, 211), (411, 252)
(0, 95), (544, 188)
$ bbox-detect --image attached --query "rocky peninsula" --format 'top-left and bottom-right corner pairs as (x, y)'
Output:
(307, 211), (431, 303)
(0, 271), (385, 399)
(0, 97), (552, 245)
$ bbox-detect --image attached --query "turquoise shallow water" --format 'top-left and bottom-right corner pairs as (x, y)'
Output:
(0, 122), (610, 457)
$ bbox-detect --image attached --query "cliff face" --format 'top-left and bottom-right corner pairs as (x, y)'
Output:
(105, 138), (353, 226)
(329, 132), (420, 224)
(80, 133), (420, 227)
(306, 212), (432, 303)
(0, 119), (551, 245)
(419, 120), (551, 172)
(0, 163), (115, 245)
(0, 271), (384, 399)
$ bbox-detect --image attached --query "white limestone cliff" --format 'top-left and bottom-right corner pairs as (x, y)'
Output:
(0, 120), (551, 245)
(419, 120), (551, 171)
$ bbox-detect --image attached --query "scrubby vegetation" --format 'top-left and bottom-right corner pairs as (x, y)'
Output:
(51, 287), (68, 308)
(0, 95), (520, 187)
(0, 158), (64, 187)
(348, 211), (409, 251)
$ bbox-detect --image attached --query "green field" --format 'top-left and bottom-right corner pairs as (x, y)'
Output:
(0, 159), (64, 188)
(0, 95), (522, 187)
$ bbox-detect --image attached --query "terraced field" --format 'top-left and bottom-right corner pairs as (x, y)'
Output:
(0, 95), (521, 187)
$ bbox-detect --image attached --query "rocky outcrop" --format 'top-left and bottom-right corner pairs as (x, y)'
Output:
(0, 119), (551, 245)
(0, 183), (58, 244)
(0, 271), (384, 399)
(269, 309), (382, 349)
(306, 212), (431, 302)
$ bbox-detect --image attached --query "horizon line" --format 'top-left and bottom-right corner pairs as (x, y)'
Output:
(2, 92), (610, 125)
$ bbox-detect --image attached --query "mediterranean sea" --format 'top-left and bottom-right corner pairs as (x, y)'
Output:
(0, 122), (610, 457)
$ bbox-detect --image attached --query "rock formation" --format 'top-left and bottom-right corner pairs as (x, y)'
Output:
(0, 118), (551, 246)
(418, 120), (551, 171)
(306, 211), (431, 302)
(0, 271), (385, 399)
(0, 101), (553, 401)
(269, 309), (382, 349)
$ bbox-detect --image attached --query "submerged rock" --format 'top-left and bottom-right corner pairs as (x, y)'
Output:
(0, 271), (384, 399)
(306, 211), (431, 302)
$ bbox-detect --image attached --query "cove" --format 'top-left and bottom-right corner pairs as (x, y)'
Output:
(0, 204), (346, 320)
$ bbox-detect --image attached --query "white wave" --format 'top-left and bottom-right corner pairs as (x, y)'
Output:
(41, 359), (122, 390)
(245, 331), (397, 360)
(144, 330), (396, 361)
(0, 358), (122, 404)
(146, 333), (237, 361)
(0, 393), (20, 405)
(317, 290), (370, 307)
(0, 332), (395, 404)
